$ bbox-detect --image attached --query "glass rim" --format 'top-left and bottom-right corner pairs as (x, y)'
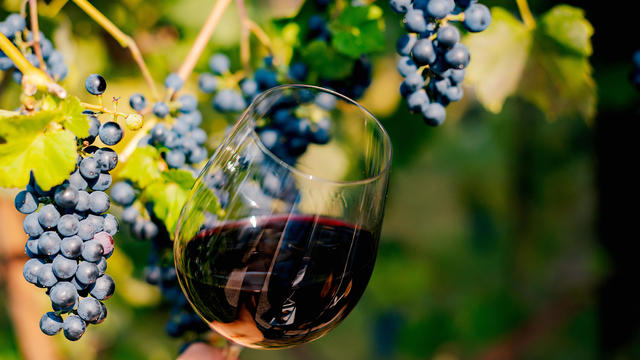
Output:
(242, 84), (393, 186)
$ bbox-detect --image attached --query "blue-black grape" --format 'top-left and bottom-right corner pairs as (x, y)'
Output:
(98, 122), (123, 146)
(40, 312), (64, 336)
(164, 73), (184, 91)
(15, 190), (39, 214)
(52, 255), (78, 279)
(464, 3), (491, 32)
(89, 274), (115, 300)
(62, 315), (86, 341)
(85, 74), (107, 95)
(129, 93), (147, 111)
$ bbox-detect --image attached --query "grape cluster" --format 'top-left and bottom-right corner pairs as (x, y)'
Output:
(390, 0), (491, 126)
(108, 75), (212, 338)
(632, 50), (640, 90)
(0, 13), (69, 83)
(16, 75), (121, 341)
(199, 54), (337, 165)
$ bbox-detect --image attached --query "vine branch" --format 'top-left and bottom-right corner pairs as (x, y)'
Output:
(236, 0), (251, 73)
(174, 0), (233, 98)
(247, 20), (273, 54)
(28, 0), (47, 72)
(516, 0), (536, 29)
(70, 0), (159, 100)
(0, 33), (65, 98)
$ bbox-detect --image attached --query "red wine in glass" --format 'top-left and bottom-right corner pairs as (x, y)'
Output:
(174, 85), (392, 351)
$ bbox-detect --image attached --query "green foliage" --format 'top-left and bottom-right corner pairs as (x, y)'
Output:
(119, 146), (163, 188)
(302, 41), (354, 79)
(329, 5), (385, 58)
(0, 96), (88, 190)
(465, 5), (596, 121)
(143, 170), (194, 236)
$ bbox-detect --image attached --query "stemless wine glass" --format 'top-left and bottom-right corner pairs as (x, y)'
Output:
(174, 85), (392, 354)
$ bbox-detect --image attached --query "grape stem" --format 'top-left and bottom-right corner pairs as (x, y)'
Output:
(0, 109), (20, 117)
(0, 33), (66, 98)
(172, 0), (234, 100)
(247, 19), (273, 54)
(81, 102), (129, 119)
(236, 0), (251, 73)
(69, 0), (160, 100)
(515, 0), (536, 29)
(28, 0), (47, 72)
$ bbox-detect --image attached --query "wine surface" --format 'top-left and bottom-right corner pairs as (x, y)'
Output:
(175, 214), (378, 349)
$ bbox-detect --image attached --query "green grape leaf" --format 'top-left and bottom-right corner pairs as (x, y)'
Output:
(464, 7), (532, 114)
(329, 5), (385, 58)
(162, 169), (196, 190)
(538, 5), (593, 57)
(302, 40), (354, 79)
(144, 180), (191, 237)
(0, 112), (77, 190)
(59, 96), (90, 138)
(119, 146), (163, 188)
(464, 5), (596, 121)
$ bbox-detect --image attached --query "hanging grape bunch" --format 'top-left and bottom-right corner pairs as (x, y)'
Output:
(0, 13), (68, 83)
(15, 74), (131, 341)
(390, 0), (491, 125)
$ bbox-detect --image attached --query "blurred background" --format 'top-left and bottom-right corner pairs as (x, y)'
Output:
(1, 0), (638, 359)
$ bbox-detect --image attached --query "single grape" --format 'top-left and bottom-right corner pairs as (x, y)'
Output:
(129, 93), (147, 111)
(50, 281), (78, 310)
(90, 302), (107, 324)
(69, 170), (88, 191)
(77, 220), (95, 241)
(26, 238), (40, 257)
(98, 122), (123, 146)
(40, 312), (64, 336)
(63, 315), (86, 341)
(209, 54), (230, 75)
(412, 39), (437, 65)
(166, 150), (186, 169)
(425, 0), (454, 19)
(38, 231), (61, 256)
(54, 184), (79, 209)
(88, 172), (112, 192)
(60, 235), (83, 259)
(464, 3), (491, 32)
(190, 128), (207, 145)
(189, 146), (208, 164)
(75, 191), (90, 212)
(38, 204), (60, 229)
(389, 0), (412, 13)
(404, 9), (428, 33)
(52, 254), (78, 279)
(178, 94), (198, 113)
(407, 90), (430, 112)
(241, 78), (259, 97)
(85, 74), (107, 95)
(164, 73), (184, 90)
(15, 190), (38, 214)
(397, 56), (418, 77)
(403, 72), (425, 92)
(151, 123), (169, 143)
(76, 261), (99, 285)
(77, 297), (102, 322)
(79, 157), (100, 180)
(198, 73), (218, 93)
(445, 84), (464, 102)
(396, 34), (417, 56)
(23, 258), (45, 284)
(254, 68), (279, 90)
(125, 113), (143, 130)
(6, 14), (27, 33)
(153, 102), (170, 118)
(436, 25), (460, 48)
(288, 62), (308, 81)
(94, 148), (118, 172)
(88, 191), (110, 214)
(93, 232), (114, 257)
(37, 263), (58, 288)
(57, 214), (79, 237)
(89, 274), (115, 300)
(96, 257), (107, 276)
(82, 240), (104, 262)
(444, 43), (470, 69)
(422, 102), (446, 126)
(446, 68), (466, 84)
(121, 206), (139, 224)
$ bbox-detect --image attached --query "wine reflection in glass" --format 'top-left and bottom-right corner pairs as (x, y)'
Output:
(174, 85), (392, 357)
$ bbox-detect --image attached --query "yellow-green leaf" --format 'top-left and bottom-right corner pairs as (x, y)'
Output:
(119, 146), (163, 188)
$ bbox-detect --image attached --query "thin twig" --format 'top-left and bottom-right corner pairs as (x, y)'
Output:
(70, 0), (159, 100)
(174, 0), (233, 99)
(81, 102), (128, 118)
(515, 0), (536, 29)
(247, 20), (273, 53)
(28, 0), (47, 72)
(236, 0), (251, 73)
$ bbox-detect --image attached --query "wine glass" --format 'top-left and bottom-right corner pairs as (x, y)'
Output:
(173, 85), (392, 354)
